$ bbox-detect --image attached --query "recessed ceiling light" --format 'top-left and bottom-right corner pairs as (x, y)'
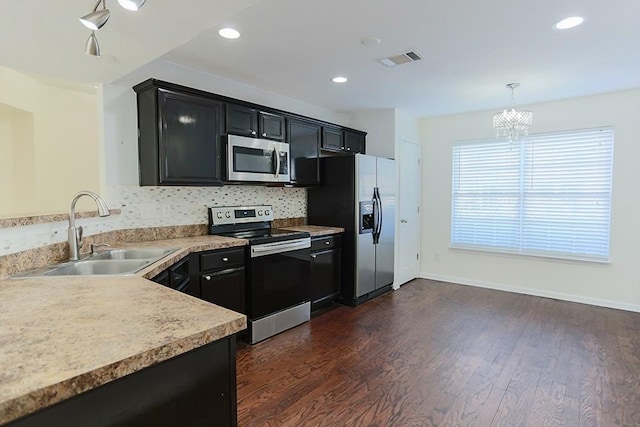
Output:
(218, 28), (240, 39)
(555, 16), (584, 30)
(332, 76), (348, 83)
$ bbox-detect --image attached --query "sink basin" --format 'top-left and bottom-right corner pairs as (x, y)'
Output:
(89, 247), (178, 260)
(11, 247), (180, 278)
(44, 259), (151, 276)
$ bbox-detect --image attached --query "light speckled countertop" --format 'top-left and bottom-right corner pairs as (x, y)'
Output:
(0, 235), (247, 425)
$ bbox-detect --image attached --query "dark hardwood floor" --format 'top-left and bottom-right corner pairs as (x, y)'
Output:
(236, 279), (640, 426)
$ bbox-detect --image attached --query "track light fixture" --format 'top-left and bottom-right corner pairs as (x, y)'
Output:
(117, 0), (147, 11)
(79, 0), (146, 56)
(79, 0), (110, 31)
(85, 31), (101, 56)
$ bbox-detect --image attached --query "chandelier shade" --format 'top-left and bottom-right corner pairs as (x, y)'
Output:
(492, 83), (533, 141)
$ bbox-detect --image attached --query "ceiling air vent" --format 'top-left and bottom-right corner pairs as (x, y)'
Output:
(378, 51), (422, 67)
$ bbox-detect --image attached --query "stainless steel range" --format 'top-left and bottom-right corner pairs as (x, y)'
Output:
(208, 205), (311, 344)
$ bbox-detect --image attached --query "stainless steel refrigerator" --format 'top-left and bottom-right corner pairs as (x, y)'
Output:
(308, 154), (396, 306)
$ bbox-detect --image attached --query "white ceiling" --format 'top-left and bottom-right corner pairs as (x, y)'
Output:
(3, 0), (640, 117)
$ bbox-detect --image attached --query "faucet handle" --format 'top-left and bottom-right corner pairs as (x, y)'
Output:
(90, 243), (110, 255)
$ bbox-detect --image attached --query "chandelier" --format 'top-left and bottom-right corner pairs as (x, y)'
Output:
(79, 0), (147, 56)
(493, 83), (533, 141)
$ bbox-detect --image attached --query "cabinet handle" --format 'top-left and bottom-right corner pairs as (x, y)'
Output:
(204, 275), (211, 281)
(222, 257), (229, 262)
(401, 219), (408, 223)
(311, 254), (317, 258)
(262, 132), (267, 137)
(324, 241), (330, 245)
(251, 130), (257, 135)
(346, 147), (351, 151)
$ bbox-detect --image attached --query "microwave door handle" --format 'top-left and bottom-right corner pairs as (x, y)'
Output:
(274, 145), (281, 179)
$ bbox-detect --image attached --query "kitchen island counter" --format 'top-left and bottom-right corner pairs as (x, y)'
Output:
(0, 235), (248, 425)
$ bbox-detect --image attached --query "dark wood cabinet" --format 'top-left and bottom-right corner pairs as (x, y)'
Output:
(195, 247), (246, 314)
(134, 81), (224, 186)
(321, 126), (344, 152)
(134, 79), (367, 187)
(151, 256), (196, 297)
(288, 118), (321, 186)
(310, 234), (342, 310)
(10, 337), (238, 427)
(226, 104), (258, 138)
(343, 129), (366, 154)
(226, 104), (285, 141)
(259, 112), (286, 141)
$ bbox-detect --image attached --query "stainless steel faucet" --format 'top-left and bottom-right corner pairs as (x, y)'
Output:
(68, 191), (110, 261)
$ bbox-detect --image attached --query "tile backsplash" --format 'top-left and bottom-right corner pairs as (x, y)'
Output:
(0, 185), (306, 256)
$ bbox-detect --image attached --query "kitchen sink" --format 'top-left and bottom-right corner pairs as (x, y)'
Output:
(44, 259), (152, 276)
(89, 247), (178, 260)
(11, 247), (180, 278)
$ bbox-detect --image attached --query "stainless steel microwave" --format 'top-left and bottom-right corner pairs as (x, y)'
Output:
(226, 134), (290, 183)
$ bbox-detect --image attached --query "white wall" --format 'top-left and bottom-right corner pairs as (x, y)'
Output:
(420, 89), (640, 311)
(349, 109), (396, 159)
(0, 66), (100, 216)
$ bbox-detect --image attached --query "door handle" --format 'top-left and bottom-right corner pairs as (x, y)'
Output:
(273, 145), (281, 179)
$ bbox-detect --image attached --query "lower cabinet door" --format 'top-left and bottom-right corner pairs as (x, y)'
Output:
(200, 267), (246, 314)
(310, 248), (341, 308)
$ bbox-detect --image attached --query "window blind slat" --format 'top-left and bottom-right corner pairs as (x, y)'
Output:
(451, 127), (613, 261)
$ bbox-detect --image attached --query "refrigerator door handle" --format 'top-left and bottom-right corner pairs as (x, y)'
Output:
(373, 187), (382, 244)
(375, 187), (383, 236)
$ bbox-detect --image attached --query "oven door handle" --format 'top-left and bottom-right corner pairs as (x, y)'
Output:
(251, 237), (311, 258)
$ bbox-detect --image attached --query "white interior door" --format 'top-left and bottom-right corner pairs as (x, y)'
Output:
(395, 139), (421, 287)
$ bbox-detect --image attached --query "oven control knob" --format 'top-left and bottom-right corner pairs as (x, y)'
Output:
(216, 212), (223, 219)
(258, 210), (263, 216)
(225, 212), (231, 218)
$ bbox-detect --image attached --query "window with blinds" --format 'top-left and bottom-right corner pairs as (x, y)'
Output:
(451, 127), (614, 261)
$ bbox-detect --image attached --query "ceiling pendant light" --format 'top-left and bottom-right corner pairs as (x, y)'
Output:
(117, 0), (147, 11)
(79, 0), (110, 30)
(85, 31), (101, 56)
(492, 83), (533, 141)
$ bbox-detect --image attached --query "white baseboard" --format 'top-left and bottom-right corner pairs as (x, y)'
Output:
(417, 272), (640, 313)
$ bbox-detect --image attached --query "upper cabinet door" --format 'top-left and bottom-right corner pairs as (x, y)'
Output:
(158, 90), (224, 185)
(226, 104), (286, 141)
(288, 118), (321, 186)
(343, 130), (366, 154)
(226, 104), (258, 137)
(259, 112), (286, 141)
(321, 126), (343, 152)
